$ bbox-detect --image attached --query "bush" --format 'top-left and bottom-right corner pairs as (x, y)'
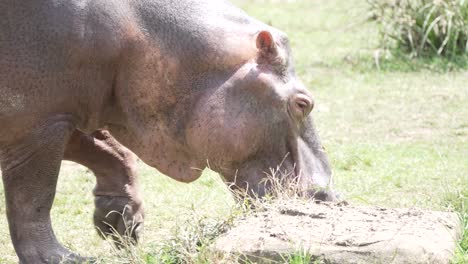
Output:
(368, 0), (468, 58)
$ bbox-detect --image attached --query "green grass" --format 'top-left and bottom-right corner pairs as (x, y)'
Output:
(0, 0), (467, 263)
(368, 0), (468, 59)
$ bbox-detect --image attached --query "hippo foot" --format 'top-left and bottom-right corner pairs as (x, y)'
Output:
(18, 247), (95, 264)
(94, 195), (144, 247)
(48, 252), (95, 264)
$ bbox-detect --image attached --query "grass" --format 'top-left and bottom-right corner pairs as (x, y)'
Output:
(0, 0), (467, 263)
(368, 0), (468, 58)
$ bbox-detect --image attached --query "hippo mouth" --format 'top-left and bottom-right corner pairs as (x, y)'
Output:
(281, 119), (336, 201)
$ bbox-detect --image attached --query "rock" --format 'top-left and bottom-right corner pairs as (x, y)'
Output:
(214, 200), (462, 264)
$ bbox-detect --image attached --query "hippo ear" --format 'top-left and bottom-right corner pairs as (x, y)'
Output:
(256, 31), (277, 59)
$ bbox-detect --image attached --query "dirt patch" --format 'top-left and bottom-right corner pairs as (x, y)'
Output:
(214, 200), (462, 264)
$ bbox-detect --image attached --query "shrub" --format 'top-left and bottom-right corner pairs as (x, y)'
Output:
(368, 0), (468, 58)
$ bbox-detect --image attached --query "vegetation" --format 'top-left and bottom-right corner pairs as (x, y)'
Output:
(368, 0), (467, 66)
(0, 0), (466, 263)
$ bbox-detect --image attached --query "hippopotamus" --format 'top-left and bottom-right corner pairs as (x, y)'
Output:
(0, 0), (337, 262)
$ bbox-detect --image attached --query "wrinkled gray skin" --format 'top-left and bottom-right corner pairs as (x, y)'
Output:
(0, 0), (337, 263)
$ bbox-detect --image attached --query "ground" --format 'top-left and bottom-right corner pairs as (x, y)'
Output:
(214, 200), (461, 264)
(0, 0), (466, 263)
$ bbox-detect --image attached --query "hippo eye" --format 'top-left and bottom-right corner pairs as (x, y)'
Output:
(289, 93), (314, 120)
(295, 97), (311, 114)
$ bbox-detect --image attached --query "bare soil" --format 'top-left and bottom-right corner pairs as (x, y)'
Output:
(214, 200), (462, 264)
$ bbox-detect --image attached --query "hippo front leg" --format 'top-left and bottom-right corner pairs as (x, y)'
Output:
(0, 117), (91, 263)
(64, 130), (144, 246)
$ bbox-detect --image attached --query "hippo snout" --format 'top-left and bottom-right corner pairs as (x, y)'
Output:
(305, 187), (346, 203)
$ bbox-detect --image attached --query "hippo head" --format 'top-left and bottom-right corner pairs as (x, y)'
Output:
(185, 31), (337, 201)
(111, 27), (337, 202)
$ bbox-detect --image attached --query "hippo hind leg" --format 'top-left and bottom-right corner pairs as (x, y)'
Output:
(0, 116), (93, 264)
